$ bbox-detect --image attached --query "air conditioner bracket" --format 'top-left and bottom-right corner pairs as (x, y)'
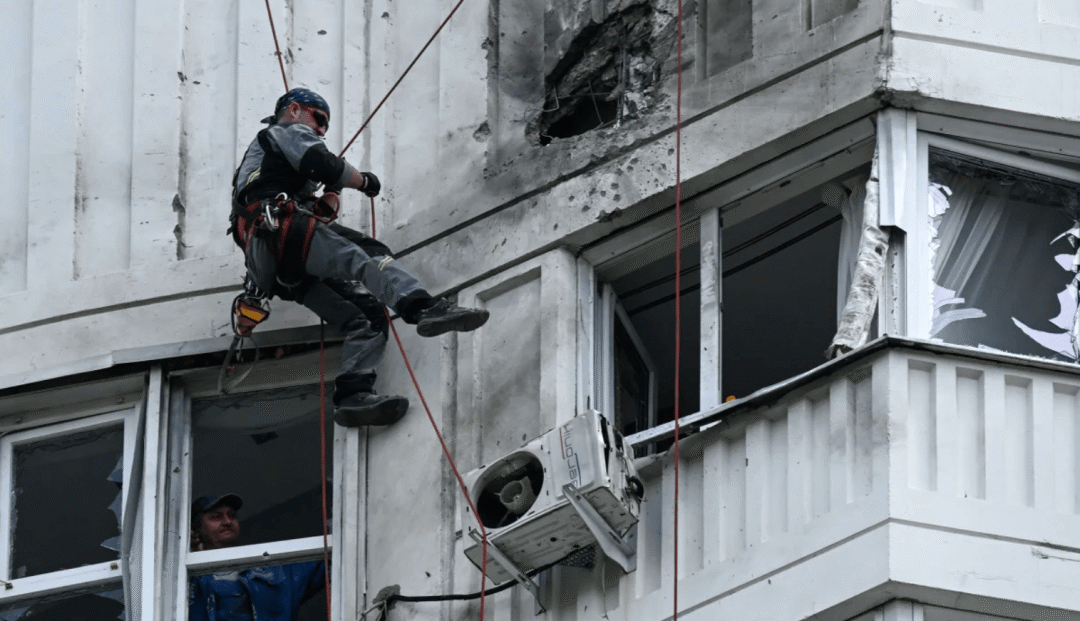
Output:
(468, 529), (546, 614)
(562, 483), (636, 573)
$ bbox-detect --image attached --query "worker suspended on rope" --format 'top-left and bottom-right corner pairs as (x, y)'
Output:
(229, 87), (489, 427)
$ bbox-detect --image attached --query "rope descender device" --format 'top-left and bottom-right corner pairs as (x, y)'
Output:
(218, 277), (273, 394)
(233, 288), (272, 338)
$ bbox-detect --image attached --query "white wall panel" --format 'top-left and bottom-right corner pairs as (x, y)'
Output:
(891, 0), (1080, 128)
(0, 0), (33, 295)
(455, 248), (578, 473)
(237, 0), (290, 135)
(180, 0), (240, 261)
(1051, 383), (1080, 514)
(129, 0), (184, 268)
(1038, 0), (1080, 27)
(382, 0), (444, 227)
(75, 0), (135, 278)
(26, 0), (80, 290)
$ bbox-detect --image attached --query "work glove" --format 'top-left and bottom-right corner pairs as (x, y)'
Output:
(314, 192), (341, 220)
(360, 172), (381, 198)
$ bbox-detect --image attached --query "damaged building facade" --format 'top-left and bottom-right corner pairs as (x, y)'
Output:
(2, 0), (1080, 619)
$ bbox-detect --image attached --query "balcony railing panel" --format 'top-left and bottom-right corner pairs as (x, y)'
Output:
(459, 340), (1080, 620)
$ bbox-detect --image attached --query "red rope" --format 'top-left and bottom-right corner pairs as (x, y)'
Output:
(259, 0), (486, 615)
(384, 308), (490, 619)
(673, 0), (685, 618)
(370, 196), (490, 618)
(319, 322), (332, 614)
(338, 0), (467, 158)
(263, 0), (289, 92)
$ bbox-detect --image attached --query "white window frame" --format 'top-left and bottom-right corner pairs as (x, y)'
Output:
(0, 399), (140, 604)
(906, 118), (1080, 341)
(594, 283), (659, 436)
(167, 348), (351, 621)
(582, 116), (877, 447)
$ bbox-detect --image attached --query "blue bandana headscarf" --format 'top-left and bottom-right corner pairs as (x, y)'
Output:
(261, 88), (330, 124)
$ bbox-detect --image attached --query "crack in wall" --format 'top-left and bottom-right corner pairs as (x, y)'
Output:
(172, 194), (187, 261)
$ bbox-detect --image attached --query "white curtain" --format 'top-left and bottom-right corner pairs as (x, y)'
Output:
(826, 156), (888, 358)
(823, 174), (868, 324)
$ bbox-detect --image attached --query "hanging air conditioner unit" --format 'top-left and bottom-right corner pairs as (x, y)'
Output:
(461, 410), (643, 585)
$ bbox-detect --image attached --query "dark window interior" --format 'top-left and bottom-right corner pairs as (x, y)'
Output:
(11, 424), (124, 578)
(608, 241), (702, 429)
(613, 316), (651, 438)
(191, 385), (332, 547)
(599, 165), (862, 428)
(722, 182), (844, 399)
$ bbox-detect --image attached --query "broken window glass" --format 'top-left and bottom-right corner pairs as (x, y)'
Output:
(10, 424), (124, 578)
(191, 386), (333, 547)
(0, 586), (123, 621)
(929, 149), (1080, 361)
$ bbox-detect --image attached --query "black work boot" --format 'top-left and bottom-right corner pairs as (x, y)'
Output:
(415, 299), (490, 337)
(334, 393), (410, 427)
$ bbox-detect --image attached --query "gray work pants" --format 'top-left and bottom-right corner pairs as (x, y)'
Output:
(299, 223), (430, 392)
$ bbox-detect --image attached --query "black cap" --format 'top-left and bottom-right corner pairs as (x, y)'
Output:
(191, 493), (243, 519)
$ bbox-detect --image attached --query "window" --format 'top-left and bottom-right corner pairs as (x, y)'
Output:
(722, 168), (861, 398)
(0, 402), (139, 619)
(591, 230), (702, 449)
(924, 138), (1080, 361)
(179, 381), (334, 621)
(596, 283), (659, 443)
(190, 386), (333, 546)
(583, 119), (876, 445)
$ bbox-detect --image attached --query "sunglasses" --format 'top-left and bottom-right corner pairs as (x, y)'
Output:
(303, 106), (329, 129)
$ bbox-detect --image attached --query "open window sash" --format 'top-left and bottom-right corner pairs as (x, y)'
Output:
(595, 283), (658, 440)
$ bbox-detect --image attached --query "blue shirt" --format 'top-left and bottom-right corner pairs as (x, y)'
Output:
(189, 561), (326, 621)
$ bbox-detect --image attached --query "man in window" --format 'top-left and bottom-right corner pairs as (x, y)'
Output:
(189, 494), (326, 621)
(231, 87), (489, 427)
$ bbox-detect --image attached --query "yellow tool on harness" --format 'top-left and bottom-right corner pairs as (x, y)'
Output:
(233, 295), (271, 337)
(219, 277), (273, 394)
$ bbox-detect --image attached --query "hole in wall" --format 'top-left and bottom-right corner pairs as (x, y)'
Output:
(534, 2), (670, 145)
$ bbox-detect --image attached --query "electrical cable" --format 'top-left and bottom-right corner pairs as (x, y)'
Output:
(385, 557), (561, 604)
